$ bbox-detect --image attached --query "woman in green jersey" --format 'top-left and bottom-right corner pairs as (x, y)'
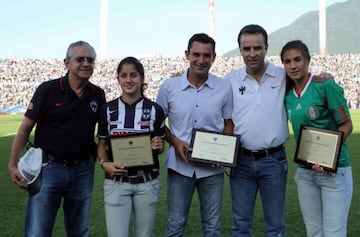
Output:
(281, 40), (353, 237)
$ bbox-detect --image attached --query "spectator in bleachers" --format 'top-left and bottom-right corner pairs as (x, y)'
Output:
(1, 53), (359, 110)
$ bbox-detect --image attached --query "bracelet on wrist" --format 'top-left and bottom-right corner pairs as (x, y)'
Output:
(99, 159), (109, 169)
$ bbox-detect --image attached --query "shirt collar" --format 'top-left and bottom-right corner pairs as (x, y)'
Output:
(59, 75), (71, 93)
(238, 61), (277, 81)
(179, 68), (215, 90)
(60, 74), (92, 97)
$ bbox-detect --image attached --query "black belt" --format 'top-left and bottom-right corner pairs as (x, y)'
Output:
(106, 171), (159, 184)
(242, 144), (284, 159)
(44, 154), (91, 167)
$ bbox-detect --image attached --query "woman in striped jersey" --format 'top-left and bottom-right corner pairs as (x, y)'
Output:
(97, 57), (166, 237)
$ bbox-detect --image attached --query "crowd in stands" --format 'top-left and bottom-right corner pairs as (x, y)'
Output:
(1, 53), (359, 110)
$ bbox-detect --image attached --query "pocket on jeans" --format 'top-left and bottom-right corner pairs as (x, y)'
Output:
(272, 149), (287, 162)
(147, 178), (160, 190)
(104, 179), (121, 205)
(278, 156), (287, 161)
(146, 179), (161, 201)
(271, 155), (287, 163)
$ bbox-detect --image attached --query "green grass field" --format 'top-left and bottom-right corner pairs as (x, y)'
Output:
(1, 111), (359, 236)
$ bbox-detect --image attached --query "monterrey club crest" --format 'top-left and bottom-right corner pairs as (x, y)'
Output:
(142, 108), (151, 120)
(90, 101), (98, 112)
(306, 106), (319, 120)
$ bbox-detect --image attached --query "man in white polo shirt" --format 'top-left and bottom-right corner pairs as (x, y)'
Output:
(224, 24), (289, 237)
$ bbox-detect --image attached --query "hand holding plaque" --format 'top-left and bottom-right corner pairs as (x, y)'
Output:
(188, 129), (240, 167)
(107, 132), (155, 168)
(294, 125), (344, 173)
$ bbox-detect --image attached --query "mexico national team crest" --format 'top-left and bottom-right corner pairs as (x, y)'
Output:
(90, 101), (98, 112)
(306, 106), (319, 120)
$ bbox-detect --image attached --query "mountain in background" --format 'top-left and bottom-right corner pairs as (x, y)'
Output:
(223, 0), (360, 57)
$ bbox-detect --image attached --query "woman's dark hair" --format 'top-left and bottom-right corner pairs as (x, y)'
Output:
(280, 40), (311, 93)
(116, 56), (147, 96)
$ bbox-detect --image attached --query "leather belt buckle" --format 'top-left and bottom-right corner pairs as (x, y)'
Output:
(243, 144), (284, 159)
(109, 171), (159, 184)
(249, 150), (266, 159)
(63, 159), (81, 167)
(45, 154), (88, 167)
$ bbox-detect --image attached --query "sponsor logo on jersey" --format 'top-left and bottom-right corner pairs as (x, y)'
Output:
(111, 130), (135, 136)
(138, 120), (151, 126)
(110, 129), (149, 136)
(55, 102), (65, 107)
(306, 106), (319, 120)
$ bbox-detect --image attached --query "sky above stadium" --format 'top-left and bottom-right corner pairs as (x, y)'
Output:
(0, 0), (346, 59)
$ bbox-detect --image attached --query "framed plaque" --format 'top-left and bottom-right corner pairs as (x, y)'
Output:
(188, 129), (240, 167)
(107, 132), (155, 168)
(294, 125), (344, 173)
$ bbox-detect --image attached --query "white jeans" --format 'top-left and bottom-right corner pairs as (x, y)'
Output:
(104, 178), (160, 237)
(295, 167), (353, 237)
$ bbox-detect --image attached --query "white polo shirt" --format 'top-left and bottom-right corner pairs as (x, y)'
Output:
(224, 61), (289, 150)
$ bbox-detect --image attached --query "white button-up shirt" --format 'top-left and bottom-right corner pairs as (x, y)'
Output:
(156, 69), (233, 178)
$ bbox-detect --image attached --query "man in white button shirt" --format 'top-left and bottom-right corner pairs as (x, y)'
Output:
(157, 33), (233, 237)
(224, 24), (289, 237)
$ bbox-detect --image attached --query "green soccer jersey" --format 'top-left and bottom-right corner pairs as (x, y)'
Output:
(285, 75), (351, 167)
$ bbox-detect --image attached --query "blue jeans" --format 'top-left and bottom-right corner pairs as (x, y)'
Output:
(166, 170), (224, 237)
(230, 149), (287, 237)
(25, 159), (95, 237)
(295, 167), (353, 237)
(104, 178), (160, 237)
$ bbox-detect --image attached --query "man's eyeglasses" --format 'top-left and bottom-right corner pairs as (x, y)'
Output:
(73, 56), (95, 64)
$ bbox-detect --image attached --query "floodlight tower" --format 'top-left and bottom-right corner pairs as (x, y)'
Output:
(209, 0), (215, 38)
(100, 0), (108, 59)
(319, 0), (326, 55)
